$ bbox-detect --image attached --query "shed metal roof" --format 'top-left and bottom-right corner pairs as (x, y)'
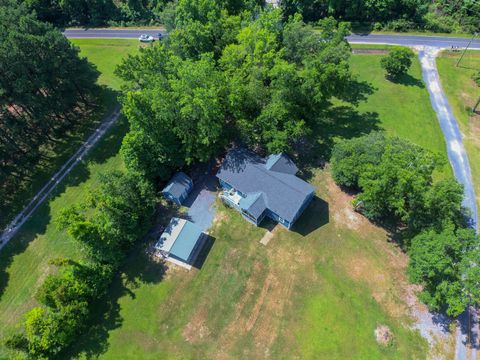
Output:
(155, 217), (204, 263)
(162, 172), (192, 200)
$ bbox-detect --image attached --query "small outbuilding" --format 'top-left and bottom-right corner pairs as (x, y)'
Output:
(154, 217), (206, 270)
(162, 172), (193, 205)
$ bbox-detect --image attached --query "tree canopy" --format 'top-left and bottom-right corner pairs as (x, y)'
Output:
(408, 227), (479, 316)
(380, 47), (414, 79)
(0, 0), (100, 225)
(117, 8), (357, 180)
(331, 132), (465, 233)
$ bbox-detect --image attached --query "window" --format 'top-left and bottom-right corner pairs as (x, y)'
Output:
(278, 217), (285, 224)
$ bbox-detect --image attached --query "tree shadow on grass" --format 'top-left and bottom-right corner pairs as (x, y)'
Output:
(389, 73), (425, 88)
(0, 102), (127, 302)
(64, 242), (167, 359)
(296, 104), (381, 179)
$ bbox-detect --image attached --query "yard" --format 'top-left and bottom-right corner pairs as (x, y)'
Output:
(60, 51), (453, 358)
(437, 50), (480, 224)
(67, 169), (431, 359)
(0, 44), (456, 358)
(0, 39), (139, 357)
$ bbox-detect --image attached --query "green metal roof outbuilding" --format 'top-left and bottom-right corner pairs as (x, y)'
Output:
(155, 218), (205, 269)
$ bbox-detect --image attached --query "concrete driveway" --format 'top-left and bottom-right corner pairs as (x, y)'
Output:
(183, 164), (218, 232)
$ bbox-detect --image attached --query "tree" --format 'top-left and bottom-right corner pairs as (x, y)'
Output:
(22, 304), (88, 359)
(220, 11), (354, 152)
(58, 172), (155, 264)
(117, 46), (228, 178)
(408, 227), (479, 316)
(0, 0), (99, 222)
(330, 132), (467, 233)
(380, 47), (415, 79)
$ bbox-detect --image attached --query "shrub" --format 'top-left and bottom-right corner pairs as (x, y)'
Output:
(380, 47), (415, 79)
(473, 72), (480, 87)
(384, 19), (416, 32)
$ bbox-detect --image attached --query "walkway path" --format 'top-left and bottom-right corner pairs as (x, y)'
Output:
(0, 107), (121, 250)
(419, 46), (478, 360)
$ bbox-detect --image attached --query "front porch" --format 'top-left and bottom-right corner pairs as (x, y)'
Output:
(219, 189), (263, 226)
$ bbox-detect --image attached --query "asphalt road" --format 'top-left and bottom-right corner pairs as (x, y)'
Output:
(63, 28), (163, 39)
(63, 28), (480, 49)
(347, 33), (480, 49)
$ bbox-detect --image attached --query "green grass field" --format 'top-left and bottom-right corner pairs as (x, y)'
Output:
(0, 46), (452, 358)
(70, 39), (141, 90)
(437, 50), (480, 224)
(67, 171), (428, 359)
(0, 39), (138, 357)
(63, 52), (450, 359)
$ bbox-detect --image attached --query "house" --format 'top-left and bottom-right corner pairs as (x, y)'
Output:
(162, 172), (193, 205)
(216, 148), (315, 229)
(154, 217), (206, 270)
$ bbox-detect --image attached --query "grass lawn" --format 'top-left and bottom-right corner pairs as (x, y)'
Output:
(0, 39), (139, 357)
(62, 53), (451, 359)
(68, 170), (429, 359)
(437, 50), (480, 224)
(70, 39), (140, 90)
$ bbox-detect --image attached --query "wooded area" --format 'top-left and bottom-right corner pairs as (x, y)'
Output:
(0, 0), (101, 226)
(21, 0), (480, 33)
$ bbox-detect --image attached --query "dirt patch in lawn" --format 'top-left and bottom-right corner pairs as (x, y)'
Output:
(325, 175), (375, 234)
(214, 235), (315, 359)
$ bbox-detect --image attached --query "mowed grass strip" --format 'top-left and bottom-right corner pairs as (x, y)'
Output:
(0, 39), (139, 356)
(437, 50), (480, 224)
(70, 39), (140, 90)
(350, 53), (448, 160)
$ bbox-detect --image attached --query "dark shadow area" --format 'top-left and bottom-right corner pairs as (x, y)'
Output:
(259, 218), (278, 232)
(292, 196), (329, 236)
(341, 79), (377, 105)
(192, 235), (216, 270)
(182, 161), (219, 209)
(64, 241), (166, 359)
(296, 105), (380, 175)
(389, 73), (425, 88)
(0, 95), (125, 301)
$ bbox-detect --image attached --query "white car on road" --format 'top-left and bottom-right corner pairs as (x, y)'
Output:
(139, 34), (154, 43)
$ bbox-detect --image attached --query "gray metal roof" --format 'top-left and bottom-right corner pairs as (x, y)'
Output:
(217, 148), (314, 223)
(265, 153), (298, 175)
(162, 172), (192, 200)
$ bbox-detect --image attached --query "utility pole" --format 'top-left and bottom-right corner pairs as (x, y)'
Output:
(457, 33), (478, 67)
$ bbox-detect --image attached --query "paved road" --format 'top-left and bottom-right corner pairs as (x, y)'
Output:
(418, 47), (478, 360)
(64, 28), (163, 39)
(63, 28), (480, 49)
(0, 107), (121, 250)
(347, 33), (480, 49)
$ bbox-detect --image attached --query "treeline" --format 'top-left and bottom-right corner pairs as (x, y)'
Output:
(282, 0), (480, 33)
(22, 0), (263, 27)
(5, 172), (156, 358)
(0, 0), (100, 223)
(22, 0), (480, 33)
(116, 0), (356, 184)
(331, 132), (480, 316)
